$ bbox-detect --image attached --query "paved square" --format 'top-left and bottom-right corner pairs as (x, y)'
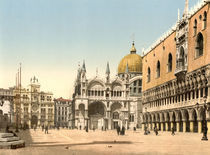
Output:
(1, 129), (210, 155)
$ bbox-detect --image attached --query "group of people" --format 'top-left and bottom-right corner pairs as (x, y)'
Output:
(143, 126), (176, 136)
(116, 125), (125, 135)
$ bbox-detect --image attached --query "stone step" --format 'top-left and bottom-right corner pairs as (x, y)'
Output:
(0, 140), (25, 149)
(0, 133), (14, 138)
(0, 136), (20, 142)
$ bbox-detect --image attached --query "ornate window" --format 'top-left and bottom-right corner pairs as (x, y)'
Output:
(168, 53), (172, 72)
(203, 11), (207, 29)
(129, 114), (134, 122)
(194, 19), (197, 36)
(113, 112), (119, 119)
(195, 32), (204, 58)
(147, 67), (151, 82)
(138, 80), (142, 86)
(179, 46), (185, 67)
(156, 61), (160, 78)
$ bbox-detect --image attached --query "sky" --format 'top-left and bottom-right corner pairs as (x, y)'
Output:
(0, 0), (200, 98)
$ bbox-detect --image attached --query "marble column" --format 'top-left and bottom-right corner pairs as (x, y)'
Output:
(183, 121), (186, 132)
(107, 111), (111, 130)
(176, 122), (180, 132)
(152, 123), (155, 130)
(156, 123), (159, 130)
(165, 122), (169, 131)
(190, 121), (193, 132)
(198, 121), (202, 133)
(161, 123), (164, 131)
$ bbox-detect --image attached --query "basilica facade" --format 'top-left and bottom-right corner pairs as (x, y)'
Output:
(142, 0), (210, 133)
(72, 43), (143, 130)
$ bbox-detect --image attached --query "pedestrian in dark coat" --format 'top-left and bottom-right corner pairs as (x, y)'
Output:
(122, 126), (125, 135)
(117, 125), (120, 135)
(171, 127), (175, 136)
(45, 126), (48, 134)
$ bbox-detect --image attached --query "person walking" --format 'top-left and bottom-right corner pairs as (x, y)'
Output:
(45, 125), (48, 134)
(171, 127), (175, 136)
(122, 126), (125, 135)
(155, 127), (158, 136)
(117, 125), (120, 135)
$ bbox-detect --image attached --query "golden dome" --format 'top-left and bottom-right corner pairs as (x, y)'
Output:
(118, 43), (142, 74)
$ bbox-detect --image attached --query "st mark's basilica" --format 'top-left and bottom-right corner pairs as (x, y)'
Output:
(72, 43), (143, 130)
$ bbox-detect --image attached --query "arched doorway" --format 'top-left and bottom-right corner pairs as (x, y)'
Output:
(193, 109), (198, 132)
(31, 115), (38, 128)
(88, 102), (106, 130)
(179, 111), (183, 132)
(186, 111), (190, 132)
(111, 102), (122, 129)
(172, 112), (176, 131)
(162, 114), (166, 131)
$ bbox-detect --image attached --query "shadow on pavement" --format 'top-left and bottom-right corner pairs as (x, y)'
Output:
(16, 129), (33, 146)
(29, 140), (133, 148)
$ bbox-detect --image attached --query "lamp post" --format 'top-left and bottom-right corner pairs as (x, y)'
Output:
(196, 96), (208, 141)
(144, 107), (148, 135)
(86, 118), (89, 132)
(202, 96), (208, 141)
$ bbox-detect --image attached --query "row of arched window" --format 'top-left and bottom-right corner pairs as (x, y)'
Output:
(87, 90), (123, 97)
(147, 32), (205, 82)
(148, 87), (208, 108)
(194, 11), (206, 58)
(147, 53), (173, 82)
(194, 11), (207, 36)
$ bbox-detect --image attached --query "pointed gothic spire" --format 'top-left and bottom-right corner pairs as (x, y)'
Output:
(178, 8), (180, 21)
(96, 68), (98, 77)
(106, 62), (110, 75)
(82, 60), (86, 72)
(183, 0), (189, 17)
(125, 63), (129, 74)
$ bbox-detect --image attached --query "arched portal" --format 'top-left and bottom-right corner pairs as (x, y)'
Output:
(193, 109), (198, 132)
(31, 115), (38, 128)
(186, 111), (190, 132)
(88, 102), (106, 130)
(179, 111), (183, 132)
(111, 102), (122, 129)
(162, 113), (166, 131)
(172, 112), (176, 131)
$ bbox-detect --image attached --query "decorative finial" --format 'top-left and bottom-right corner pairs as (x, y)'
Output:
(178, 8), (180, 21)
(96, 68), (98, 77)
(106, 62), (110, 75)
(130, 41), (136, 54)
(82, 60), (86, 72)
(183, 0), (189, 17)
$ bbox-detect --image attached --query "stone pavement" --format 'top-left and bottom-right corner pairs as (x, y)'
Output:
(0, 129), (210, 155)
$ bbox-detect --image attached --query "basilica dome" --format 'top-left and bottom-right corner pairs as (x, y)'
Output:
(118, 43), (142, 74)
